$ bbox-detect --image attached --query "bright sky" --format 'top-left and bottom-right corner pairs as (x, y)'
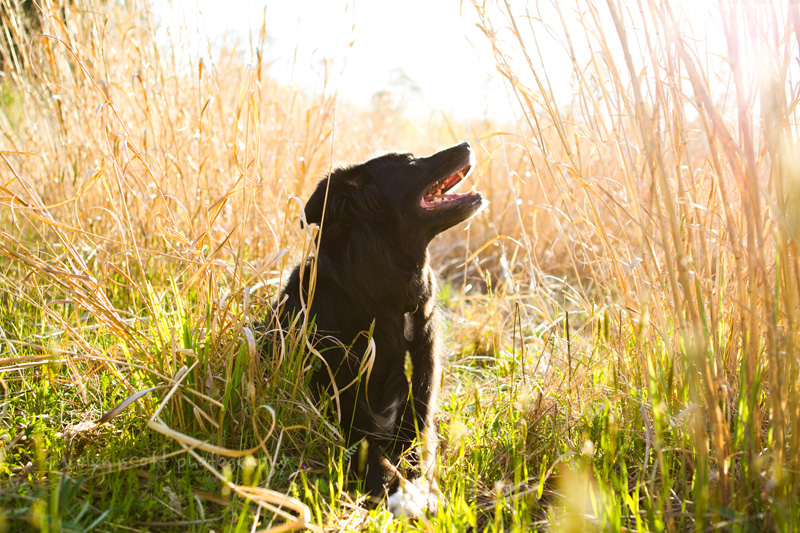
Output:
(152, 0), (741, 122)
(153, 0), (522, 120)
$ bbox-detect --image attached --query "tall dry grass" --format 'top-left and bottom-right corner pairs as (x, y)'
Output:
(1, 0), (799, 529)
(469, 0), (800, 527)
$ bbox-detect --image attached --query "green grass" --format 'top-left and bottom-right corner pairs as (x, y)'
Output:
(1, 0), (799, 531)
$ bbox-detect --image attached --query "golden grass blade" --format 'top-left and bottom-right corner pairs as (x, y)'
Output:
(97, 385), (166, 425)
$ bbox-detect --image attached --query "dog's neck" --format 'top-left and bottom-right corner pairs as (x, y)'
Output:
(312, 243), (433, 315)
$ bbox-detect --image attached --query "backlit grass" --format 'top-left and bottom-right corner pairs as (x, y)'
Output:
(1, 0), (798, 531)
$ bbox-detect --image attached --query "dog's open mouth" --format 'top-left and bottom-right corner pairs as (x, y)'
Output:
(420, 164), (481, 210)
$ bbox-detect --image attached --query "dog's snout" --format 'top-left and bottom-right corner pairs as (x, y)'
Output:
(426, 142), (472, 161)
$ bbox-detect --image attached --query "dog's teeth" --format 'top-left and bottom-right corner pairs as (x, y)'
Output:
(471, 186), (477, 194)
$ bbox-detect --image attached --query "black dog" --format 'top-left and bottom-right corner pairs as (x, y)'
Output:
(273, 142), (484, 515)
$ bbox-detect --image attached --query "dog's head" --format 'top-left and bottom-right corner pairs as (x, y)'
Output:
(303, 142), (485, 247)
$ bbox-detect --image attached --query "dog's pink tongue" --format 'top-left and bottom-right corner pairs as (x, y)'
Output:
(421, 188), (480, 209)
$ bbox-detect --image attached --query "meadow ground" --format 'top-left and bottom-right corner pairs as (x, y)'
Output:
(0, 1), (799, 531)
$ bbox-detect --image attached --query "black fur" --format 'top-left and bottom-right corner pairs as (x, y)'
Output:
(272, 142), (484, 501)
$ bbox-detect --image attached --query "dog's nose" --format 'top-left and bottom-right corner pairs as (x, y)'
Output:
(458, 141), (471, 149)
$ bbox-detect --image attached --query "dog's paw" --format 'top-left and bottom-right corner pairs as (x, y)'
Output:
(387, 479), (425, 518)
(386, 478), (438, 519)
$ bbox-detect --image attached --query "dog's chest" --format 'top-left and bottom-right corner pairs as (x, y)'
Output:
(399, 288), (437, 348)
(403, 312), (415, 342)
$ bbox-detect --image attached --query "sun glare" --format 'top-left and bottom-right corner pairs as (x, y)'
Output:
(152, 0), (793, 128)
(153, 0), (511, 120)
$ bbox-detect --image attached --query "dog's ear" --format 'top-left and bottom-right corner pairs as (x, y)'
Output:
(302, 166), (371, 227)
(303, 177), (328, 227)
